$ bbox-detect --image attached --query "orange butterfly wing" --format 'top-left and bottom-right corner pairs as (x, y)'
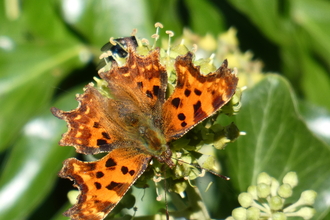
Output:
(162, 52), (238, 140)
(52, 36), (238, 220)
(99, 47), (168, 118)
(51, 40), (170, 220)
(51, 85), (127, 155)
(60, 148), (151, 220)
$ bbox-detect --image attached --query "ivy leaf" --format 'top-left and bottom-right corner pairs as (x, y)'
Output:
(57, 0), (154, 47)
(204, 75), (330, 219)
(0, 86), (82, 220)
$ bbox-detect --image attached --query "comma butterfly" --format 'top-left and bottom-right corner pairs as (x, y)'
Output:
(51, 27), (238, 220)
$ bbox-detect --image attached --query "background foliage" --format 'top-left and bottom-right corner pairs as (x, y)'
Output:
(1, 0), (330, 219)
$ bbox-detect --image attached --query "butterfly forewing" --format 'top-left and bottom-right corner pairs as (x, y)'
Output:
(51, 85), (130, 155)
(99, 46), (168, 117)
(162, 52), (238, 140)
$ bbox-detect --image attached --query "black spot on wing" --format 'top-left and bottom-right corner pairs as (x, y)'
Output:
(194, 89), (202, 96)
(129, 170), (135, 176)
(184, 89), (191, 97)
(85, 163), (96, 171)
(97, 139), (107, 146)
(106, 181), (124, 191)
(178, 113), (186, 121)
(153, 85), (160, 96)
(193, 100), (202, 114)
(105, 158), (116, 168)
(94, 182), (102, 189)
(102, 132), (111, 140)
(137, 81), (143, 88)
(171, 98), (181, 109)
(93, 122), (101, 128)
(193, 100), (208, 122)
(96, 171), (104, 178)
(121, 166), (128, 175)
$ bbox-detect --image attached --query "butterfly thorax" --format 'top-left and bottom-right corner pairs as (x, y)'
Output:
(119, 104), (172, 166)
(138, 123), (175, 168)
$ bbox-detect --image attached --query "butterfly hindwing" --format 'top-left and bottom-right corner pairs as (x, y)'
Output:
(60, 147), (152, 220)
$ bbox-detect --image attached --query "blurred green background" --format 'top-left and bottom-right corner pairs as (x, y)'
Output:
(1, 0), (330, 219)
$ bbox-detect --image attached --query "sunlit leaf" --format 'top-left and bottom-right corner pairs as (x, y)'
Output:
(0, 44), (85, 152)
(0, 86), (82, 220)
(218, 75), (330, 219)
(183, 0), (225, 35)
(58, 0), (154, 47)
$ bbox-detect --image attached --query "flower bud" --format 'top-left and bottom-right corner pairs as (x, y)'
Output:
(68, 190), (79, 205)
(282, 172), (298, 188)
(278, 183), (292, 198)
(257, 183), (270, 198)
(172, 180), (188, 195)
(300, 190), (317, 205)
(246, 207), (260, 220)
(247, 185), (258, 200)
(238, 192), (253, 208)
(232, 207), (247, 220)
(257, 172), (272, 185)
(294, 207), (316, 220)
(194, 57), (217, 74)
(272, 212), (287, 220)
(269, 196), (283, 210)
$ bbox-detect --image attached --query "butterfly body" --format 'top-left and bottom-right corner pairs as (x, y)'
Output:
(52, 37), (238, 220)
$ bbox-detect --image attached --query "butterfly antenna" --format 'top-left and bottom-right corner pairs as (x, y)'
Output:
(151, 22), (163, 49)
(172, 157), (230, 180)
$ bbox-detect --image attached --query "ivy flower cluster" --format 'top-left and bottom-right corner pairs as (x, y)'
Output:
(227, 172), (317, 220)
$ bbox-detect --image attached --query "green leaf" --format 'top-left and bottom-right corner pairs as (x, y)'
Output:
(183, 0), (225, 36)
(291, 0), (330, 61)
(0, 44), (85, 152)
(147, 0), (184, 38)
(50, 202), (72, 220)
(0, 0), (79, 44)
(219, 75), (330, 219)
(299, 54), (330, 111)
(58, 0), (154, 47)
(0, 86), (82, 220)
(227, 0), (330, 112)
(298, 101), (330, 146)
(227, 0), (284, 43)
(0, 0), (87, 152)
